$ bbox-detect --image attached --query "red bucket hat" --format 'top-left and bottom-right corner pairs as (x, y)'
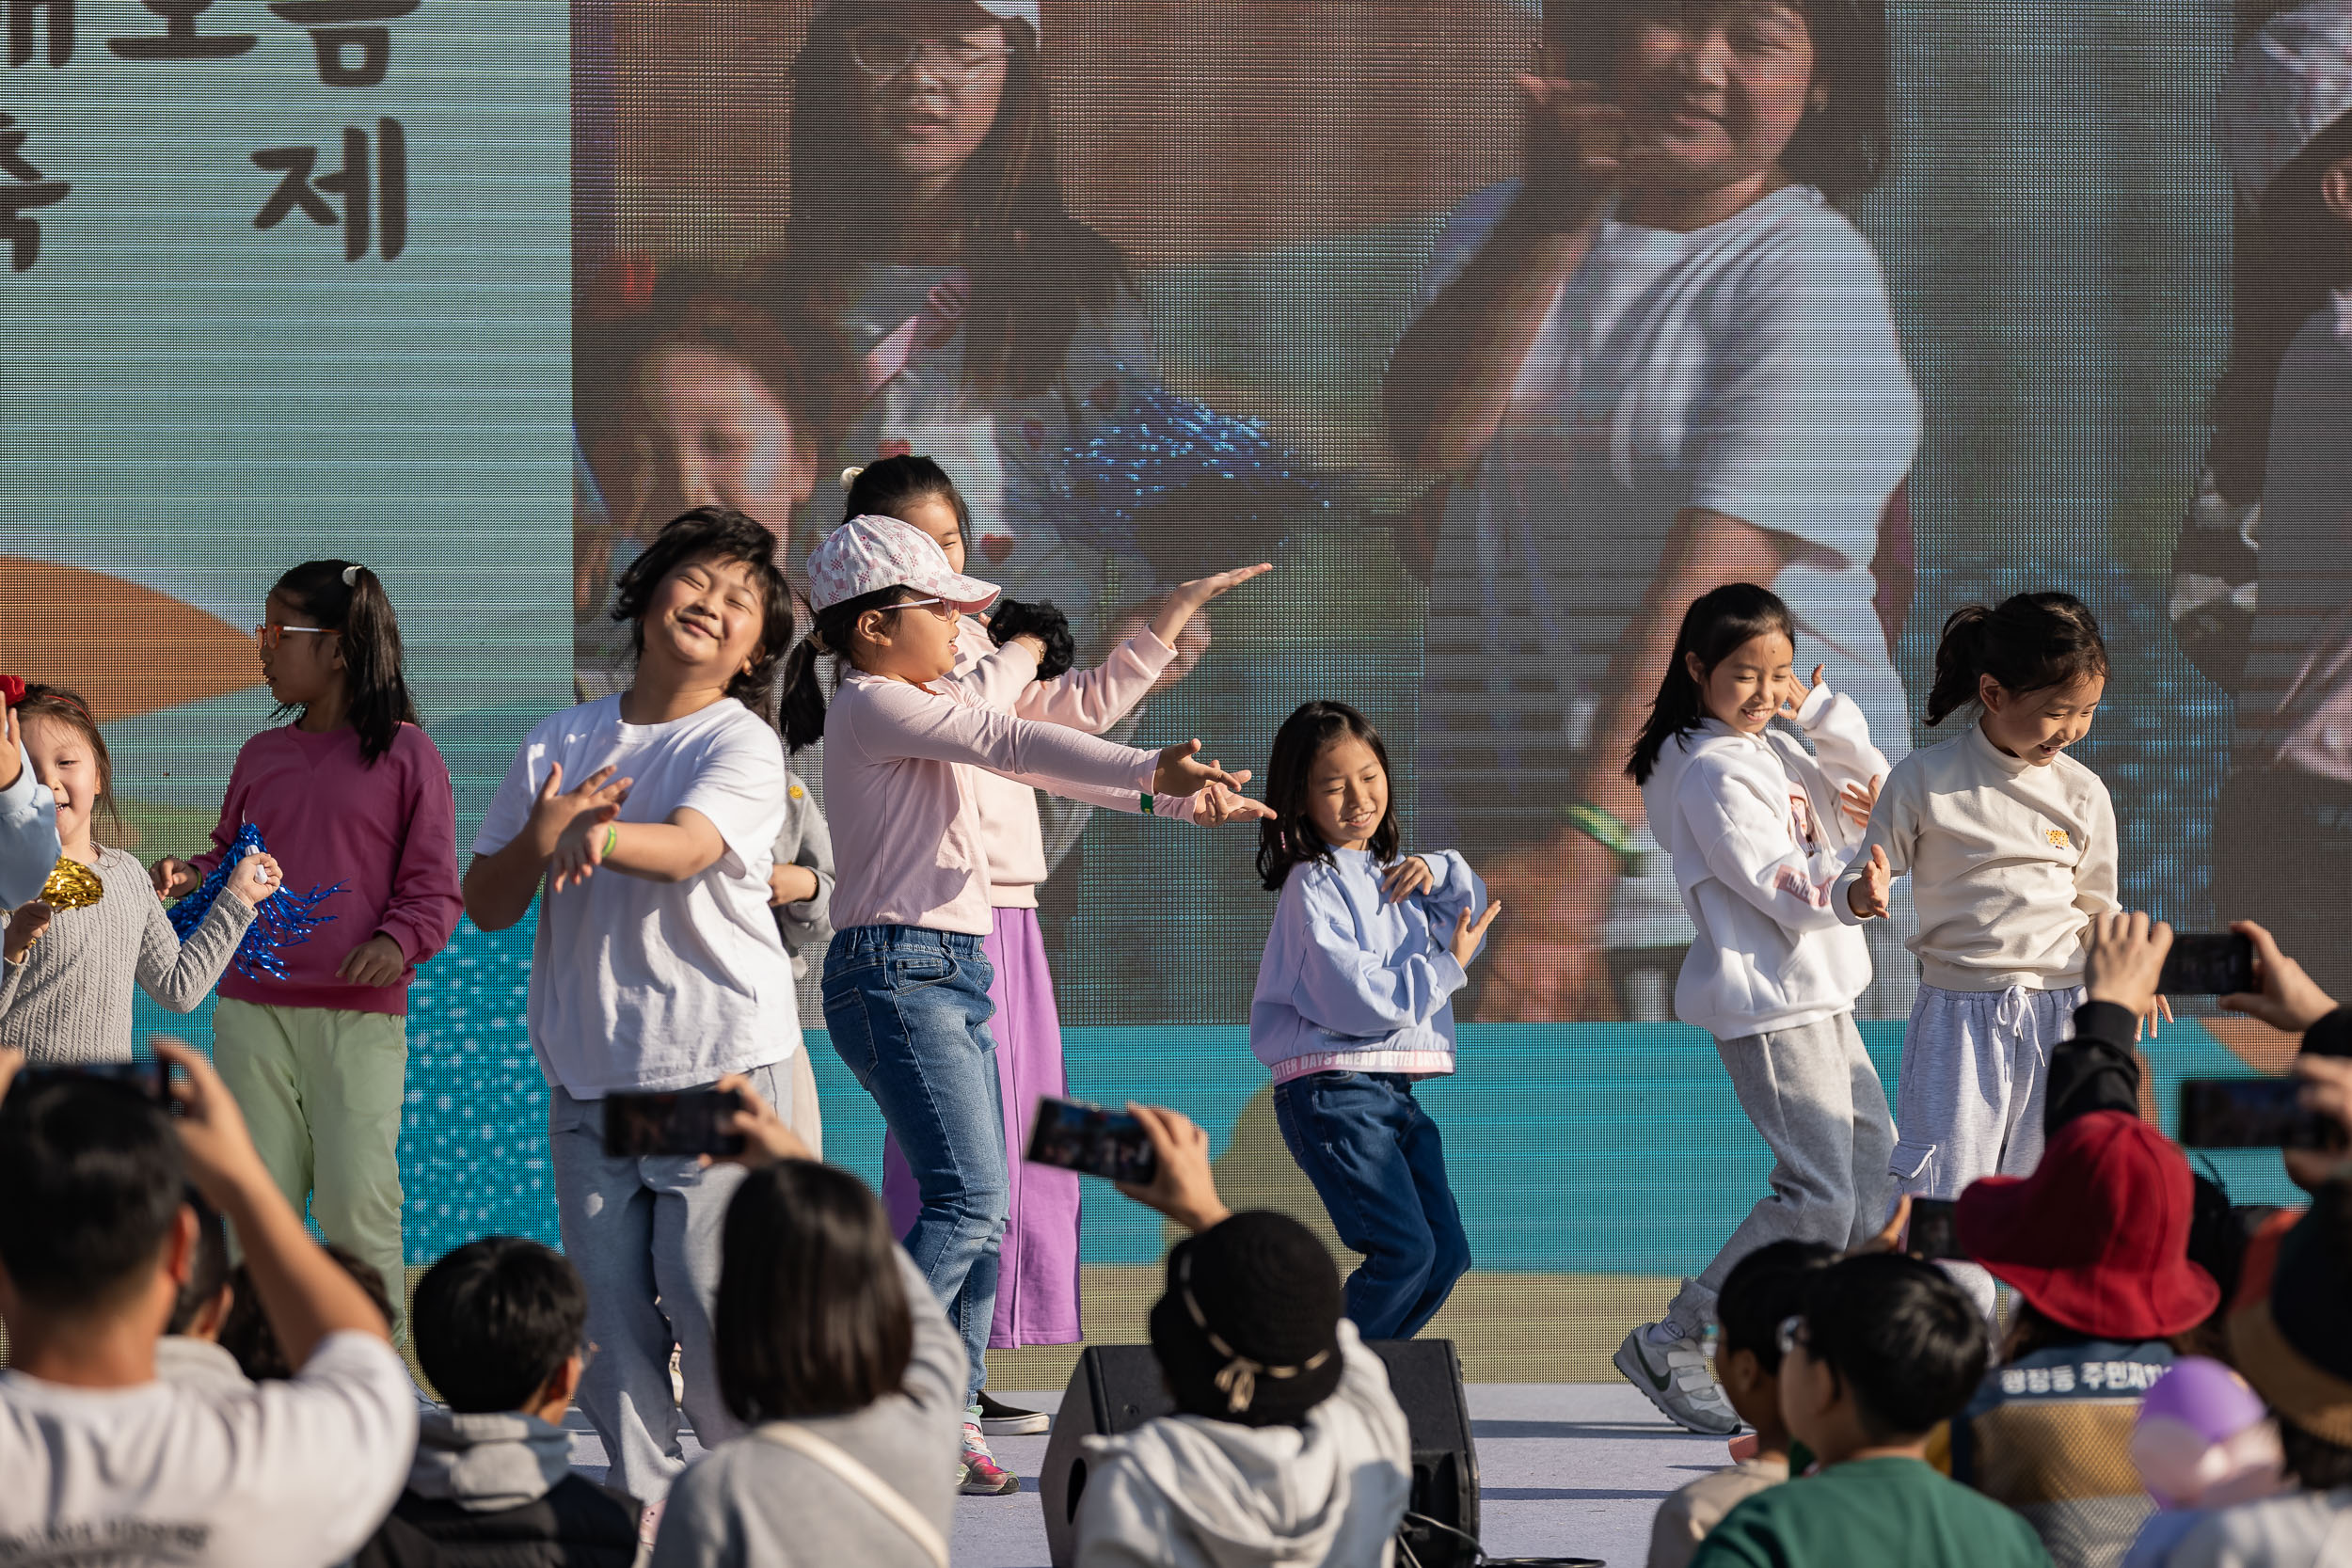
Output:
(1956, 1110), (2220, 1340)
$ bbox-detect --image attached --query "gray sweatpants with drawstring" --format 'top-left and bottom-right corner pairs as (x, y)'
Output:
(1890, 981), (2083, 1315)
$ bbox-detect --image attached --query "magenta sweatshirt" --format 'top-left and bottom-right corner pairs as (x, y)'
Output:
(190, 722), (463, 1016)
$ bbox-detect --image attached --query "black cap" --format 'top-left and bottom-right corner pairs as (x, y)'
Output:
(1149, 1211), (1345, 1428)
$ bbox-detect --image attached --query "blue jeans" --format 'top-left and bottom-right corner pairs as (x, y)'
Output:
(1273, 1070), (1470, 1339)
(822, 926), (1006, 1405)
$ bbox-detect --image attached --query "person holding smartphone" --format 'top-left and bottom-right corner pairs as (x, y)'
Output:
(1384, 0), (1917, 1025)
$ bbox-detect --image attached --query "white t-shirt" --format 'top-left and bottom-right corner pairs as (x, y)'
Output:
(1413, 180), (1920, 857)
(0, 1331), (415, 1568)
(474, 694), (797, 1097)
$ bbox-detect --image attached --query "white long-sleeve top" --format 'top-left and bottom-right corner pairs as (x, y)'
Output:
(948, 617), (1180, 908)
(824, 667), (1187, 936)
(1640, 685), (1889, 1038)
(1833, 720), (2120, 992)
(0, 744), (60, 909)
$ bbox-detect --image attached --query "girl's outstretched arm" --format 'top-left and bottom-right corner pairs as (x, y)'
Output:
(845, 679), (1241, 800)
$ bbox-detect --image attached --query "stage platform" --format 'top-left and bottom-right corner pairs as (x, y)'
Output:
(568, 1381), (1724, 1567)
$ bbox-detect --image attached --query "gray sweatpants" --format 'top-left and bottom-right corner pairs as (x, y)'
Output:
(1891, 983), (2081, 1315)
(1667, 1011), (1897, 1336)
(548, 1059), (787, 1503)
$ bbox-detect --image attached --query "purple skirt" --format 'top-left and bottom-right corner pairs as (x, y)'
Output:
(883, 906), (1082, 1347)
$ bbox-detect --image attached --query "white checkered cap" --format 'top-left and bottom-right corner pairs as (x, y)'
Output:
(2218, 1), (2352, 202)
(807, 513), (1001, 614)
(810, 0), (1040, 29)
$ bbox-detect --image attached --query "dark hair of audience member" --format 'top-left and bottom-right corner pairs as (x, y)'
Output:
(221, 1244), (394, 1381)
(0, 1073), (184, 1312)
(609, 506), (800, 710)
(1716, 1239), (1837, 1371)
(165, 1198), (232, 1337)
(713, 1162), (914, 1421)
(411, 1236), (588, 1414)
(1801, 1252), (1989, 1440)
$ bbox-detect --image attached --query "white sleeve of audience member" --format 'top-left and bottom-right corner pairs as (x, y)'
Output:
(2074, 779), (2122, 921)
(672, 718), (788, 876)
(1680, 758), (1849, 933)
(1069, 1452), (1184, 1568)
(852, 682), (1155, 797)
(470, 724), (553, 858)
(1685, 225), (1920, 565)
(645, 1462), (740, 1568)
(0, 743), (61, 909)
(1645, 1485), (1706, 1568)
(240, 1333), (419, 1560)
(1327, 1321), (1412, 1469)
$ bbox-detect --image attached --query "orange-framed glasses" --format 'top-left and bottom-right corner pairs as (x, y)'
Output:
(254, 624), (332, 652)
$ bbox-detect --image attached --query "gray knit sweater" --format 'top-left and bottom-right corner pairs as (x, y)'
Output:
(0, 847), (254, 1064)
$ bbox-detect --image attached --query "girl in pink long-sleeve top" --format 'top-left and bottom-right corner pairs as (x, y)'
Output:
(778, 510), (1267, 1496)
(153, 561), (463, 1343)
(841, 457), (1269, 1433)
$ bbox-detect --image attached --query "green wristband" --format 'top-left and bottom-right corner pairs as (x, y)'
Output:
(1558, 800), (1638, 875)
(602, 823), (618, 859)
(1141, 793), (1155, 816)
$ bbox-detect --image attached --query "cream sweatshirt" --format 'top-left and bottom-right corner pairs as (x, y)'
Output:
(1833, 721), (2119, 991)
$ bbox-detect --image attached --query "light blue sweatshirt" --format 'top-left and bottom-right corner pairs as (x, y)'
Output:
(0, 743), (61, 909)
(1248, 847), (1487, 1084)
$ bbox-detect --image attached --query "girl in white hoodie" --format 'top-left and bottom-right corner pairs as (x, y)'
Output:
(1614, 584), (1896, 1436)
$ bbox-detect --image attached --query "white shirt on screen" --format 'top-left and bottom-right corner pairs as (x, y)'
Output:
(0, 1331), (415, 1568)
(1412, 180), (1921, 860)
(473, 693), (796, 1098)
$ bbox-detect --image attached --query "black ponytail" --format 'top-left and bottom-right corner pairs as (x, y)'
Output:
(778, 586), (909, 753)
(271, 560), (419, 765)
(1923, 592), (2108, 726)
(1627, 584), (1797, 785)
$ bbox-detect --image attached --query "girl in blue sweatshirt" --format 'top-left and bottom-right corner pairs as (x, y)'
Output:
(1248, 700), (1502, 1339)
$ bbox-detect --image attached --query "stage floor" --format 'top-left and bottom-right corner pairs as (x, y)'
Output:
(569, 1381), (1725, 1567)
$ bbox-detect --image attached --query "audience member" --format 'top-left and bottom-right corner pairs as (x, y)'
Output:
(0, 679), (62, 908)
(373, 1237), (642, 1568)
(649, 1075), (962, 1568)
(0, 1040), (415, 1565)
(153, 1196), (247, 1398)
(2122, 1358), (2286, 1568)
(1070, 1102), (1413, 1568)
(1692, 1252), (2051, 1567)
(1649, 1242), (1838, 1568)
(220, 1241), (399, 1383)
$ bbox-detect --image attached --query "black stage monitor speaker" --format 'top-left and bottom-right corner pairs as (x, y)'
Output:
(1038, 1338), (1479, 1568)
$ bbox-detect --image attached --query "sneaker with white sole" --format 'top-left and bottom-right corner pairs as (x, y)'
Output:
(977, 1390), (1052, 1437)
(959, 1415), (1021, 1496)
(1614, 1323), (1741, 1435)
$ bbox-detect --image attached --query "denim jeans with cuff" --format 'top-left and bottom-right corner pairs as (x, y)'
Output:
(823, 925), (1007, 1405)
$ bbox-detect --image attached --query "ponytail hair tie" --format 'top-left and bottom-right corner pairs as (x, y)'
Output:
(341, 564), (361, 587)
(840, 465), (866, 488)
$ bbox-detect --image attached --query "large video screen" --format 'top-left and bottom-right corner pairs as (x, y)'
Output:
(8, 0), (2338, 1379)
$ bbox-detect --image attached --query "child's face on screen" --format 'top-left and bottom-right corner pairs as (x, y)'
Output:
(1690, 631), (1796, 736)
(1305, 735), (1389, 854)
(848, 6), (1010, 189)
(1614, 0), (1819, 198)
(630, 344), (814, 549)
(1979, 670), (2105, 767)
(23, 713), (100, 855)
(641, 554), (768, 690)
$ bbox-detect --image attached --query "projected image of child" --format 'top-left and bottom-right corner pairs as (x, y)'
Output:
(1385, 0), (1919, 1025)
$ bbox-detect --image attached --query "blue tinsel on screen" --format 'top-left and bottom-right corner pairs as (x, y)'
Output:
(1058, 381), (1327, 569)
(167, 823), (343, 982)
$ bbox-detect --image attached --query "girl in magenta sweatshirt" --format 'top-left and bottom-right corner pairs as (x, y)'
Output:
(154, 560), (463, 1341)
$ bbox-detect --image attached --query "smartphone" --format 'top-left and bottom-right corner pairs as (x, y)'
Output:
(8, 1060), (172, 1106)
(602, 1088), (745, 1159)
(2157, 932), (2256, 996)
(1025, 1096), (1159, 1185)
(2179, 1078), (2344, 1150)
(1906, 1196), (1965, 1260)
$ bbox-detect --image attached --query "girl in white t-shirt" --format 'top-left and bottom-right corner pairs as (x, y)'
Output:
(776, 511), (1265, 1497)
(464, 507), (803, 1505)
(1385, 0), (1918, 1024)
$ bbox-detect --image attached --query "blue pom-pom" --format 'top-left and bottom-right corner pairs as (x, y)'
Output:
(168, 823), (343, 982)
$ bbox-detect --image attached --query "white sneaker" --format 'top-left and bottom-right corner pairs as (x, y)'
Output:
(1614, 1323), (1741, 1435)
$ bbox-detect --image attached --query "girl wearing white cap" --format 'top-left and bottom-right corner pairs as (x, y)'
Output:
(778, 513), (1266, 1496)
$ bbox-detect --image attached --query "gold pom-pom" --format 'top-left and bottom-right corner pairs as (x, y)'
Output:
(40, 857), (103, 911)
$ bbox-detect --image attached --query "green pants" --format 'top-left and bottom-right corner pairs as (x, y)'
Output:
(213, 997), (409, 1342)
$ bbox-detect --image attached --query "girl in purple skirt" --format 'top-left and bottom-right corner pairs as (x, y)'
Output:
(838, 455), (1267, 1433)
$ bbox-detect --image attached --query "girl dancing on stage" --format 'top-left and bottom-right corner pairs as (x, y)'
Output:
(1616, 583), (1892, 1433)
